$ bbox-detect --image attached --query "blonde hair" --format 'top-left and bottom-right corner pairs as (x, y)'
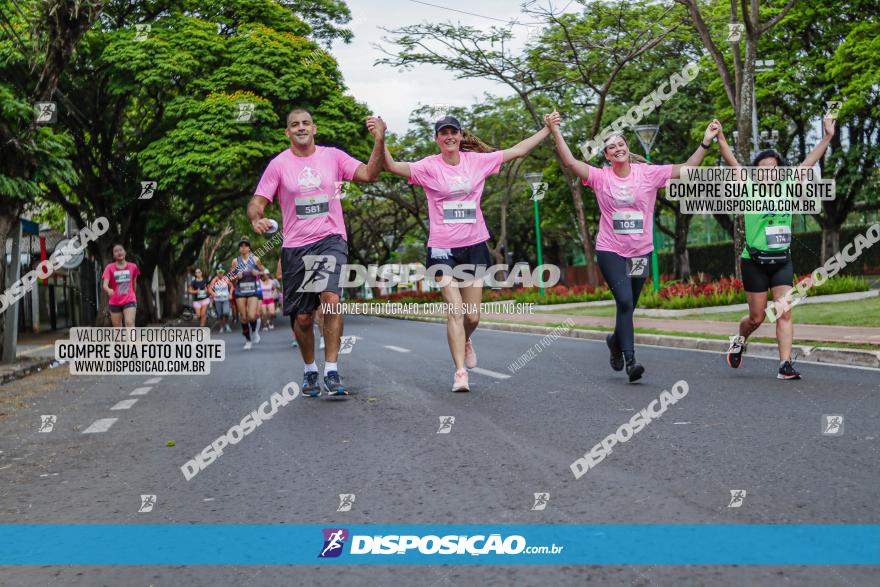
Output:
(603, 134), (650, 164)
(459, 129), (496, 153)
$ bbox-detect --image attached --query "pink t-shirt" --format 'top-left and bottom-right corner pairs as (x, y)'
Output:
(583, 163), (674, 257)
(254, 146), (363, 248)
(102, 262), (140, 306)
(408, 150), (504, 248)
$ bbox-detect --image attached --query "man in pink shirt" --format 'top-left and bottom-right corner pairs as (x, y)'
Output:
(247, 108), (385, 398)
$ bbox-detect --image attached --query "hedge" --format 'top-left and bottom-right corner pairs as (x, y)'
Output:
(656, 226), (880, 278)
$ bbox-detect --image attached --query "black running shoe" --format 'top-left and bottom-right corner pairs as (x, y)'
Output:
(302, 371), (321, 397)
(323, 371), (349, 398)
(727, 335), (746, 369)
(606, 334), (624, 372)
(777, 360), (801, 380)
(626, 361), (644, 383)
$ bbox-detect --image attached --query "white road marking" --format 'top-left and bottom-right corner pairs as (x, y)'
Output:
(145, 377), (162, 384)
(130, 387), (152, 396)
(673, 422), (692, 425)
(383, 345), (410, 353)
(203, 498), (215, 502)
(82, 418), (118, 433)
(111, 399), (139, 410)
(470, 367), (511, 380)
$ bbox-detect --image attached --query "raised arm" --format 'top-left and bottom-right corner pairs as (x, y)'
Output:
(670, 120), (720, 179)
(382, 145), (412, 179)
(353, 116), (386, 182)
(544, 112), (594, 182)
(502, 125), (551, 163)
(799, 116), (835, 170)
(716, 126), (740, 168)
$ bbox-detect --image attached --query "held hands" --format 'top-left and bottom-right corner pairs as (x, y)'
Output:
(704, 119), (721, 144)
(543, 111), (561, 131)
(366, 116), (386, 139)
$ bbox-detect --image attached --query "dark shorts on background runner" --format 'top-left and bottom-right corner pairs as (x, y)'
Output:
(109, 302), (136, 313)
(741, 257), (794, 293)
(426, 240), (492, 280)
(281, 234), (348, 316)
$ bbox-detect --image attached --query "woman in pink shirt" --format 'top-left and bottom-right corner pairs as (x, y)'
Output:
(546, 112), (720, 382)
(383, 115), (553, 392)
(101, 243), (140, 327)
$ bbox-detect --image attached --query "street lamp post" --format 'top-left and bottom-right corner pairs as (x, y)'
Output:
(633, 124), (661, 292)
(524, 172), (545, 295)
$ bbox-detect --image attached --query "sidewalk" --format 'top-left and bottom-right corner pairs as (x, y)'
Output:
(484, 311), (880, 345)
(0, 329), (70, 386)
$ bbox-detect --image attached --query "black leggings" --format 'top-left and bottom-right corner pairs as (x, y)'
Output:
(597, 251), (647, 362)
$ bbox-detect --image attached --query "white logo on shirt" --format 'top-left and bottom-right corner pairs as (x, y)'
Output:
(611, 186), (635, 205)
(298, 167), (322, 192)
(447, 175), (471, 197)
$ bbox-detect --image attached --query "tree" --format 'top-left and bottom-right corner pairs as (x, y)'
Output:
(0, 0), (103, 359)
(41, 0), (370, 322)
(676, 0), (801, 278)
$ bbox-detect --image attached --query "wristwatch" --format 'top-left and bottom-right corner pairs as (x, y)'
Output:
(701, 141), (712, 150)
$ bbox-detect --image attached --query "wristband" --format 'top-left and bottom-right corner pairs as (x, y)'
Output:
(700, 141), (712, 150)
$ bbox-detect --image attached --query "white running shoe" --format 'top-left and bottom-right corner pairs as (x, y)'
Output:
(464, 339), (477, 369)
(225, 325), (231, 333)
(319, 336), (325, 350)
(253, 331), (261, 344)
(244, 341), (252, 350)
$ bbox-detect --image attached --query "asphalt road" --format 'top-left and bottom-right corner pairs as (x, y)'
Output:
(1, 315), (878, 586)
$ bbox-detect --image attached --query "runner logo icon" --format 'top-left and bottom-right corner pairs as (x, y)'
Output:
(319, 528), (349, 558)
(727, 490), (746, 508)
(627, 257), (648, 277)
(38, 415), (57, 433)
(337, 494), (355, 512)
(822, 414), (844, 435)
(531, 492), (550, 511)
(138, 494), (156, 513)
(298, 255), (336, 292)
(437, 416), (455, 434)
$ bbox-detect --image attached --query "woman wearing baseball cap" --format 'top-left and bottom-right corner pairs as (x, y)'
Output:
(382, 114), (553, 392)
(719, 116), (836, 380)
(230, 237), (266, 350)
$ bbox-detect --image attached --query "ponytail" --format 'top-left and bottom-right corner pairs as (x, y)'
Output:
(629, 153), (650, 164)
(459, 130), (496, 153)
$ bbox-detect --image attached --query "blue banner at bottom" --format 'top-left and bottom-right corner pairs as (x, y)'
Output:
(1, 525), (878, 565)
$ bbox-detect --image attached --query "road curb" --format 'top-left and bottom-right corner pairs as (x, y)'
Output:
(376, 314), (880, 369)
(0, 358), (56, 386)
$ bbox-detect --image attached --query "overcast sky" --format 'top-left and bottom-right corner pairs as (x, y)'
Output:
(333, 0), (549, 132)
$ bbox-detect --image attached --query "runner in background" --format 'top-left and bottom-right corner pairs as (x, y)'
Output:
(188, 268), (211, 327)
(102, 244), (140, 328)
(248, 108), (385, 398)
(382, 115), (552, 392)
(209, 267), (233, 333)
(546, 112), (720, 382)
(260, 270), (277, 330)
(721, 116), (836, 380)
(230, 237), (265, 350)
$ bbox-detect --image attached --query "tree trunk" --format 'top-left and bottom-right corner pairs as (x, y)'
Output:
(820, 226), (840, 264)
(673, 213), (693, 279)
(567, 174), (598, 285)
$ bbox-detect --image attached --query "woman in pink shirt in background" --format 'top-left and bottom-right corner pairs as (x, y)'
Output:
(383, 115), (553, 392)
(547, 112), (720, 382)
(102, 243), (140, 327)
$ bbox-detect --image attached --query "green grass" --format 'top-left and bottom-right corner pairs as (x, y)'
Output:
(542, 295), (880, 327)
(479, 318), (880, 351)
(666, 295), (880, 327)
